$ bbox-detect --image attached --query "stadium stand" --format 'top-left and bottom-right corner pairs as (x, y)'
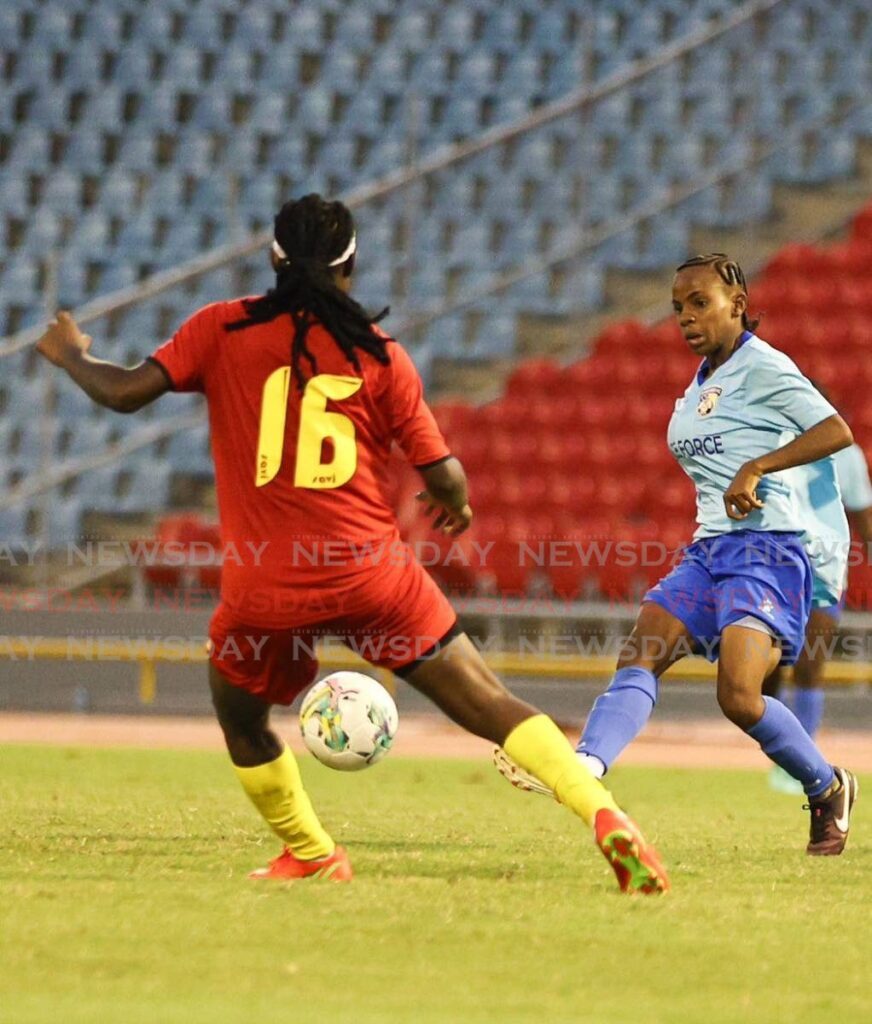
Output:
(2, 0), (872, 577)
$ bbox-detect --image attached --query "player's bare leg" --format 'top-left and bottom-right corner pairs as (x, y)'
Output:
(405, 634), (669, 893)
(209, 664), (351, 881)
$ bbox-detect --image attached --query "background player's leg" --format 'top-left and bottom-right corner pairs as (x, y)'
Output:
(717, 625), (835, 797)
(209, 664), (334, 861)
(789, 609), (835, 739)
(576, 602), (692, 774)
(763, 610), (833, 739)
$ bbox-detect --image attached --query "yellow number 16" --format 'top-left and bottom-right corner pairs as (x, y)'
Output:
(255, 371), (363, 489)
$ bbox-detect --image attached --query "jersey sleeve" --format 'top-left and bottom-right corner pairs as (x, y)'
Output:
(835, 443), (872, 511)
(755, 353), (839, 432)
(149, 303), (222, 393)
(385, 342), (451, 468)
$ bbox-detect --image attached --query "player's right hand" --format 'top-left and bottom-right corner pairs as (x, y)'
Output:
(36, 310), (92, 367)
(415, 491), (473, 536)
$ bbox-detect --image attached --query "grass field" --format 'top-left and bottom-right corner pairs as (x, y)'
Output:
(0, 745), (868, 1024)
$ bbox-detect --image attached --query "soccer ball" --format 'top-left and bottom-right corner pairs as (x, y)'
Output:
(299, 671), (399, 771)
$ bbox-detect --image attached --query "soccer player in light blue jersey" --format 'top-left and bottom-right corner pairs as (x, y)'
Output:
(765, 439), (872, 794)
(497, 253), (860, 858)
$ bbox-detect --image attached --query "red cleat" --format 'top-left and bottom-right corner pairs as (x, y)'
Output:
(249, 845), (353, 882)
(594, 808), (670, 895)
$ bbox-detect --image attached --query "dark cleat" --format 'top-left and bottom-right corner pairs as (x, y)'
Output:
(805, 767), (859, 856)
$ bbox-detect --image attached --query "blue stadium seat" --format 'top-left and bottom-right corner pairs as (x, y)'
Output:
(117, 459), (171, 512)
(5, 129), (50, 173)
(98, 171), (138, 216)
(71, 211), (112, 254)
(49, 499), (85, 546)
(133, 6), (177, 46)
(473, 312), (516, 357)
(389, 9), (432, 49)
(56, 259), (91, 309)
(9, 43), (55, 89)
(79, 85), (128, 131)
(79, 3), (126, 46)
(31, 6), (76, 48)
(0, 176), (31, 218)
(0, 506), (30, 548)
(111, 47), (154, 89)
(100, 262), (138, 294)
(167, 425), (211, 476)
(234, 5), (275, 47)
(0, 259), (40, 307)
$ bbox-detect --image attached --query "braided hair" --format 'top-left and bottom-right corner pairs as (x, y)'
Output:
(675, 253), (760, 332)
(227, 194), (390, 389)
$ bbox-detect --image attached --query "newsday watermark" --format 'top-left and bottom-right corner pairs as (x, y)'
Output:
(3, 538), (872, 570)
(2, 630), (871, 664)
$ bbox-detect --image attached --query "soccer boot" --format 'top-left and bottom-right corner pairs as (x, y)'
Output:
(594, 808), (670, 895)
(249, 845), (353, 881)
(492, 746), (554, 797)
(805, 767), (859, 856)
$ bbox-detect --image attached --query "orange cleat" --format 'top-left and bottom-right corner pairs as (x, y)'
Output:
(594, 808), (670, 895)
(249, 845), (353, 882)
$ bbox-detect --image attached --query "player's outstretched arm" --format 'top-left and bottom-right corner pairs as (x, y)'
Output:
(417, 456), (472, 535)
(35, 311), (169, 413)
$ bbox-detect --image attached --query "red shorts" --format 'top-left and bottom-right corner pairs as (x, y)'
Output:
(208, 556), (458, 705)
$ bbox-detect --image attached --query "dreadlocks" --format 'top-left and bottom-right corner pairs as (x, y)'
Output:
(227, 194), (391, 390)
(675, 253), (760, 332)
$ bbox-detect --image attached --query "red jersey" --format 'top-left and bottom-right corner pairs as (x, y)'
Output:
(150, 299), (450, 625)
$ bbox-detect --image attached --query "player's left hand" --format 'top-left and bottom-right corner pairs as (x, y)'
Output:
(724, 461), (764, 520)
(415, 491), (473, 535)
(36, 310), (92, 367)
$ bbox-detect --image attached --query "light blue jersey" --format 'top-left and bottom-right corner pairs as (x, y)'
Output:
(785, 455), (848, 608)
(834, 442), (872, 511)
(667, 332), (839, 540)
(789, 443), (872, 608)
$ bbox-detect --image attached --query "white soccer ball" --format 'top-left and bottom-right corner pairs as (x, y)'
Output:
(299, 671), (399, 771)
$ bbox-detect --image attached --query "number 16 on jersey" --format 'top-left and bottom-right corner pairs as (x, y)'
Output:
(256, 371), (363, 490)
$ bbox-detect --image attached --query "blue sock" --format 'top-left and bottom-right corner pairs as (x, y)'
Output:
(576, 667), (657, 770)
(746, 696), (834, 797)
(792, 688), (825, 741)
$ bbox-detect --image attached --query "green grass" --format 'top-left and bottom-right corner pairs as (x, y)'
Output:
(0, 745), (869, 1024)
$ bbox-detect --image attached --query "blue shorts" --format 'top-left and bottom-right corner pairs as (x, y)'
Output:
(644, 531), (813, 666)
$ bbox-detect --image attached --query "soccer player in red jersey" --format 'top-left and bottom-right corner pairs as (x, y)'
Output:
(36, 194), (668, 893)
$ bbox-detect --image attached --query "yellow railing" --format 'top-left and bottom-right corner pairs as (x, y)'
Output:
(1, 636), (868, 706)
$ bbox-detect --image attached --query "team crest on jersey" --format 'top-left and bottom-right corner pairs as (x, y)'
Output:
(696, 386), (723, 417)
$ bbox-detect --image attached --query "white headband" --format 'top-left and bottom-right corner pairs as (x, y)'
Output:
(271, 233), (357, 267)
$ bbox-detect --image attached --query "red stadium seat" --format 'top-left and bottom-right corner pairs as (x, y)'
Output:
(545, 519), (616, 600)
(850, 204), (872, 242)
(646, 321), (683, 350)
(505, 358), (562, 397)
(143, 514), (222, 592)
(592, 320), (646, 357)
(431, 400), (475, 444)
(563, 358), (614, 394)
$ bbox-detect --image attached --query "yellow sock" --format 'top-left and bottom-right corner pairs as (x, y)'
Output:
(233, 746), (334, 861)
(503, 714), (619, 827)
